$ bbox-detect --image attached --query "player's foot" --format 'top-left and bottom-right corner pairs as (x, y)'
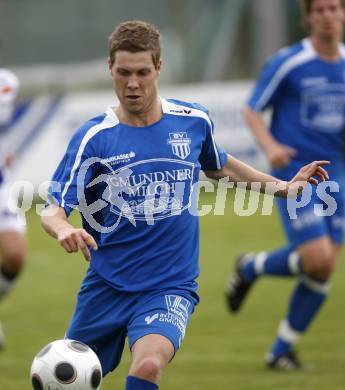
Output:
(225, 253), (256, 313)
(0, 321), (5, 350)
(266, 351), (312, 371)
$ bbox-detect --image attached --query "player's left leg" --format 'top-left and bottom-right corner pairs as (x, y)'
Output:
(127, 334), (174, 389)
(127, 289), (197, 389)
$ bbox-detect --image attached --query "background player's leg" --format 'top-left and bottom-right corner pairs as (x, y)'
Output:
(240, 245), (301, 282)
(0, 230), (26, 349)
(0, 231), (26, 300)
(127, 334), (174, 389)
(226, 246), (301, 312)
(267, 237), (339, 367)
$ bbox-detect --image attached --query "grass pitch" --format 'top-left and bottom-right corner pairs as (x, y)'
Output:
(0, 191), (344, 389)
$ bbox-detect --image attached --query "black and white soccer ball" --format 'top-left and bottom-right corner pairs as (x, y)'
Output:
(30, 339), (102, 390)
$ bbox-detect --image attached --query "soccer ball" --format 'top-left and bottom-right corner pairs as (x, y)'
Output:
(30, 339), (102, 390)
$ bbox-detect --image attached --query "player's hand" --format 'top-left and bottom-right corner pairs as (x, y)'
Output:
(266, 141), (297, 169)
(287, 160), (330, 196)
(57, 227), (98, 261)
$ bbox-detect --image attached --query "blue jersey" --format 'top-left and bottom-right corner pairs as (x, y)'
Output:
(248, 38), (345, 163)
(48, 98), (227, 293)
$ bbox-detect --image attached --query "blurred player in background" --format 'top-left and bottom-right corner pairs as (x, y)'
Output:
(226, 0), (345, 370)
(41, 20), (328, 389)
(0, 68), (26, 349)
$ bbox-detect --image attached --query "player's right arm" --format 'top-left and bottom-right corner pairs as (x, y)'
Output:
(41, 205), (97, 262)
(243, 106), (296, 169)
(41, 119), (102, 261)
(245, 48), (297, 169)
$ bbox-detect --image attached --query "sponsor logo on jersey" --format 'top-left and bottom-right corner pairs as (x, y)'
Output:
(167, 132), (191, 160)
(79, 158), (195, 229)
(301, 83), (345, 132)
(105, 151), (136, 165)
(301, 77), (327, 87)
(105, 159), (194, 222)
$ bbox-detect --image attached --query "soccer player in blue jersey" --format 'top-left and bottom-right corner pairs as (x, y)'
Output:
(41, 21), (329, 388)
(226, 0), (345, 370)
(0, 68), (26, 349)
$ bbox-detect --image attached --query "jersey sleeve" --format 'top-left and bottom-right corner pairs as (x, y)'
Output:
(247, 51), (289, 112)
(47, 128), (97, 216)
(199, 117), (227, 171)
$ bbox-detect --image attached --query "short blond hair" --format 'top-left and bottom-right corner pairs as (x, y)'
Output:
(108, 20), (161, 68)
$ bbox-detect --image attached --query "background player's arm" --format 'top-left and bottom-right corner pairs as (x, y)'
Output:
(41, 205), (97, 261)
(243, 106), (296, 168)
(204, 155), (329, 198)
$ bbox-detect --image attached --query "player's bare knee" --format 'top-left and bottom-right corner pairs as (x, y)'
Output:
(130, 356), (162, 382)
(302, 254), (336, 279)
(2, 251), (26, 274)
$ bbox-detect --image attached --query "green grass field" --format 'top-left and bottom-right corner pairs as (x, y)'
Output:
(0, 191), (344, 389)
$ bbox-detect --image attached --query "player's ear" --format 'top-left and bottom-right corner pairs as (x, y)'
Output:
(108, 57), (113, 73)
(156, 59), (162, 74)
(341, 6), (345, 23)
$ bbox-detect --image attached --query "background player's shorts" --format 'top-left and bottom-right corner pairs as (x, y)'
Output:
(66, 267), (198, 376)
(0, 184), (26, 233)
(273, 160), (345, 246)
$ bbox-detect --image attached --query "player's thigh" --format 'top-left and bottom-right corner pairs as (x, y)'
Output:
(0, 184), (26, 237)
(0, 184), (26, 267)
(127, 290), (197, 358)
(66, 268), (137, 376)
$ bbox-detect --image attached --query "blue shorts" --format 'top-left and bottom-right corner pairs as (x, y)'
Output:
(273, 161), (345, 246)
(66, 268), (198, 376)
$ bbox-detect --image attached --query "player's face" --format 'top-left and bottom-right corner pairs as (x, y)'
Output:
(109, 50), (161, 115)
(307, 0), (345, 39)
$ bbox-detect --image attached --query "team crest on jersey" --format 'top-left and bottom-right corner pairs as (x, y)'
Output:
(167, 132), (191, 160)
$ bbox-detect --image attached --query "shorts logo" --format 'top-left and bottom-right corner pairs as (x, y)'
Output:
(167, 132), (191, 160)
(165, 295), (190, 323)
(145, 313), (159, 325)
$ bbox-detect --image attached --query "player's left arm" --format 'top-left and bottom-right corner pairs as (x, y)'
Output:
(204, 154), (330, 198)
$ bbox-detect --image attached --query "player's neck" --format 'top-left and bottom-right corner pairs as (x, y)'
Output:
(116, 97), (162, 127)
(310, 35), (342, 62)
